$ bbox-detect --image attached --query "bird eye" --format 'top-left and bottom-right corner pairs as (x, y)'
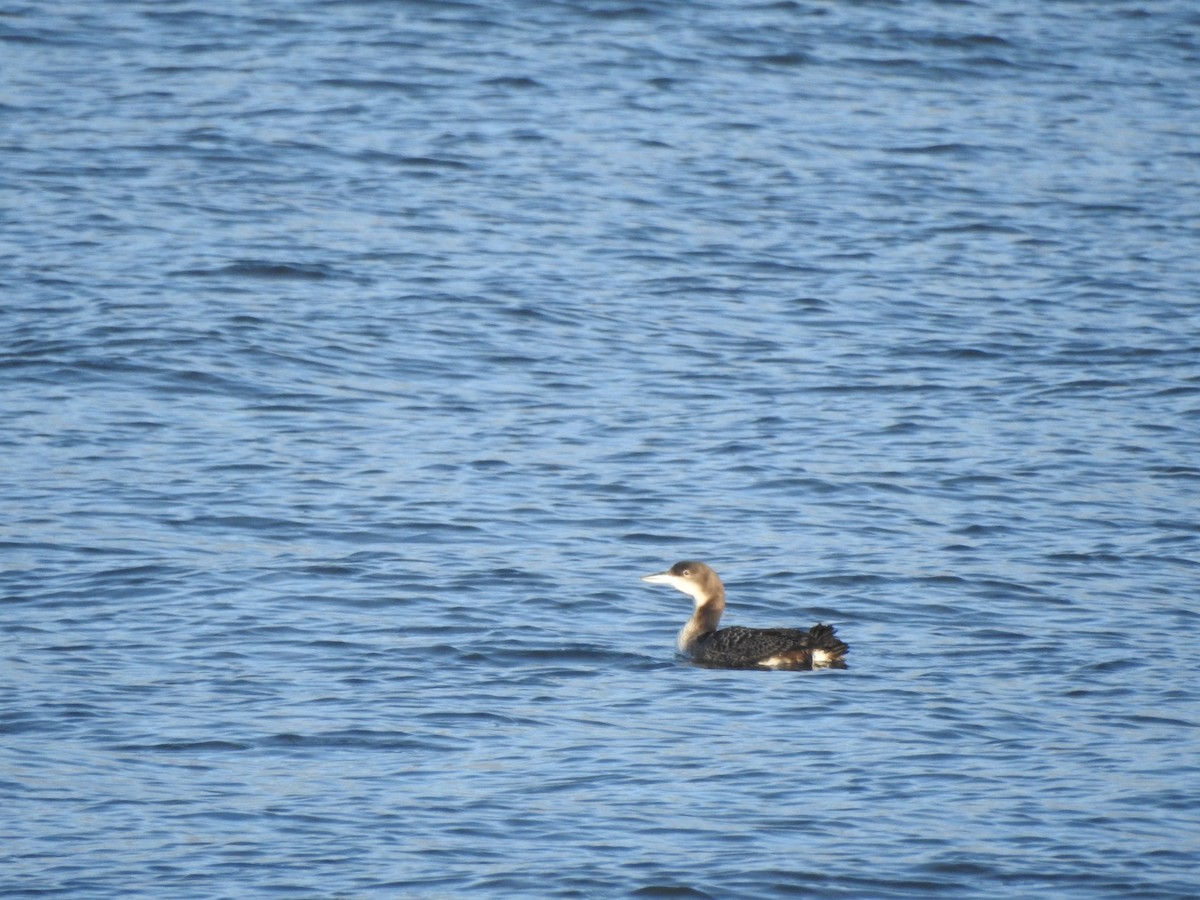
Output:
(681, 569), (690, 576)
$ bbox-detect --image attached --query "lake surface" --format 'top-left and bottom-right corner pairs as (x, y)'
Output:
(3, 1), (1199, 897)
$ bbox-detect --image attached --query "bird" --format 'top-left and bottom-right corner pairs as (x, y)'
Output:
(641, 560), (848, 670)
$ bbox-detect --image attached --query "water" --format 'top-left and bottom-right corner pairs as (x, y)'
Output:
(3, 1), (1199, 896)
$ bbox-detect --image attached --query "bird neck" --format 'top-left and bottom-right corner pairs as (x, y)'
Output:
(677, 587), (724, 654)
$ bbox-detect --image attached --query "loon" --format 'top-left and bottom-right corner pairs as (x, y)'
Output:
(641, 561), (848, 670)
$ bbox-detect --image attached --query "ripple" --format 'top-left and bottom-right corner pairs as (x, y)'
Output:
(2, 0), (1198, 896)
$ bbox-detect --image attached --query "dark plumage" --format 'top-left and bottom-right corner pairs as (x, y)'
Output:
(690, 623), (848, 669)
(641, 561), (848, 670)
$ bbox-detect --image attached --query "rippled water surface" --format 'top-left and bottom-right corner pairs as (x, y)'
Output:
(4, 1), (1200, 897)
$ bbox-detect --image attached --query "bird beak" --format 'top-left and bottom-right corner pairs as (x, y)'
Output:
(641, 571), (674, 584)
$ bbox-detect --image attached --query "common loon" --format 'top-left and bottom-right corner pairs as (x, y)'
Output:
(641, 561), (848, 670)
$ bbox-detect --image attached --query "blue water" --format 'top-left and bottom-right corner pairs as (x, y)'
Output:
(3, 1), (1199, 897)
